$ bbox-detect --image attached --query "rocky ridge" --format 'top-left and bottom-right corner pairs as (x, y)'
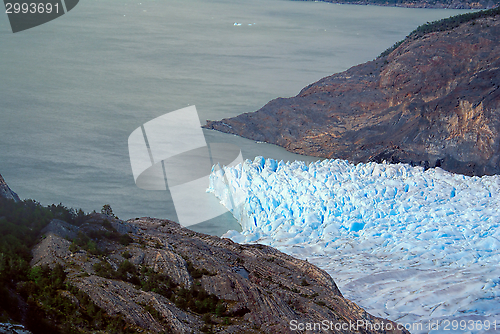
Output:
(0, 173), (19, 202)
(306, 0), (499, 9)
(205, 15), (500, 176)
(31, 215), (408, 334)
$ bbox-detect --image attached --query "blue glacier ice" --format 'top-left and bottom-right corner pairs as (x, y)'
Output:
(208, 157), (500, 334)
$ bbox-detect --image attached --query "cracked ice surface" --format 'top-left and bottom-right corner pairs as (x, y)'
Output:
(208, 157), (500, 333)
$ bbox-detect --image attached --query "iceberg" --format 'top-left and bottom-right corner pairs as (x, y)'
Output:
(208, 157), (500, 333)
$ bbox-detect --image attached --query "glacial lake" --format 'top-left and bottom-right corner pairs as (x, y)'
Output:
(0, 0), (470, 235)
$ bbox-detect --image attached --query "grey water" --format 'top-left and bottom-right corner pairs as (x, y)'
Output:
(0, 0), (470, 235)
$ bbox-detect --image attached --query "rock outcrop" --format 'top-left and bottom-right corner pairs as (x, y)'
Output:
(0, 322), (31, 334)
(205, 15), (500, 176)
(32, 216), (409, 334)
(0, 174), (20, 202)
(309, 0), (499, 9)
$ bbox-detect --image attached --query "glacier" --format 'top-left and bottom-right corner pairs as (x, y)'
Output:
(208, 157), (500, 334)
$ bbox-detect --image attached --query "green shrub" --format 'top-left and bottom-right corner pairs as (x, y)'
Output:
(185, 260), (215, 279)
(69, 242), (78, 253)
(93, 261), (117, 279)
(100, 204), (115, 218)
(119, 234), (133, 246)
(121, 251), (132, 259)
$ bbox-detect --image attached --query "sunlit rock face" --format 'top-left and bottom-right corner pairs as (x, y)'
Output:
(205, 16), (500, 176)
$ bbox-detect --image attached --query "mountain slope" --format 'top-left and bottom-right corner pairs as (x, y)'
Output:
(0, 173), (20, 202)
(205, 14), (500, 176)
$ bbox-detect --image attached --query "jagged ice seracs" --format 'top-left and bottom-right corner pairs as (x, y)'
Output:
(208, 157), (500, 333)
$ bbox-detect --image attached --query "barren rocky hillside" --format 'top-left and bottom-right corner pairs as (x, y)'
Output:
(30, 215), (407, 333)
(205, 12), (500, 176)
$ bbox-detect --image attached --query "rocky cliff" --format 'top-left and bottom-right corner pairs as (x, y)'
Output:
(30, 215), (408, 334)
(205, 14), (500, 176)
(305, 0), (499, 9)
(0, 173), (20, 202)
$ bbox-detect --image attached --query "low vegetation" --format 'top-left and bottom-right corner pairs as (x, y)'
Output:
(18, 264), (134, 334)
(0, 196), (236, 332)
(91, 256), (227, 325)
(380, 6), (500, 57)
(0, 198), (134, 333)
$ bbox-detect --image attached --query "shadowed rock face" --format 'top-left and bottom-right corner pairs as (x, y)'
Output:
(33, 216), (408, 334)
(0, 173), (20, 202)
(205, 16), (500, 176)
